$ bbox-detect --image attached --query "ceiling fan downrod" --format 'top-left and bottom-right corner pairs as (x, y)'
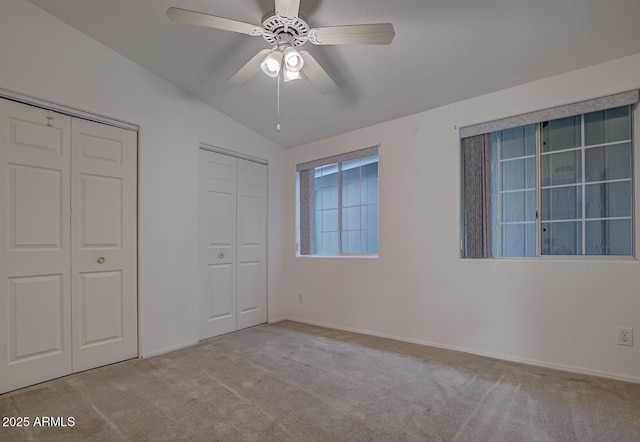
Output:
(276, 71), (281, 132)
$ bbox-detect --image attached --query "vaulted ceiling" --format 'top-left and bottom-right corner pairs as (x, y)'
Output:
(28, 0), (640, 148)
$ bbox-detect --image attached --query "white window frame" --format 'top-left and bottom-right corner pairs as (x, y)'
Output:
(491, 127), (538, 257)
(460, 90), (639, 260)
(296, 146), (380, 257)
(538, 109), (634, 257)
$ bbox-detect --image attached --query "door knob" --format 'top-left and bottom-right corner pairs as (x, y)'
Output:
(218, 252), (224, 259)
(97, 257), (105, 264)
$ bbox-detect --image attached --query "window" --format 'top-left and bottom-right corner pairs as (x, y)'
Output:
(297, 147), (379, 256)
(461, 91), (637, 258)
(541, 108), (633, 255)
(491, 125), (537, 257)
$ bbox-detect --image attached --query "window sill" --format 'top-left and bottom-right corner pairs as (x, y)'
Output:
(536, 255), (636, 261)
(461, 255), (637, 262)
(296, 254), (379, 259)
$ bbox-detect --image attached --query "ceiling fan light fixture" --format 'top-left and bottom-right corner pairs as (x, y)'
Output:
(287, 54), (299, 67)
(260, 51), (282, 77)
(168, 5), (396, 95)
(283, 69), (301, 82)
(283, 46), (304, 72)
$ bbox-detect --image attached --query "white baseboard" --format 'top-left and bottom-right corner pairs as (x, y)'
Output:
(140, 339), (199, 359)
(281, 316), (640, 385)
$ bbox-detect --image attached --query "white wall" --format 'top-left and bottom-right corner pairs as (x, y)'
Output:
(0, 0), (286, 357)
(284, 53), (640, 382)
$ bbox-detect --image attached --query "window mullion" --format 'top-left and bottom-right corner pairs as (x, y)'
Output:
(536, 123), (542, 257)
(338, 162), (343, 254)
(633, 104), (636, 258)
(498, 134), (503, 256)
(581, 115), (586, 255)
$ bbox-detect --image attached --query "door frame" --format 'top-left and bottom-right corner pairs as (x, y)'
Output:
(0, 87), (138, 132)
(0, 87), (141, 360)
(200, 143), (268, 166)
(198, 143), (269, 338)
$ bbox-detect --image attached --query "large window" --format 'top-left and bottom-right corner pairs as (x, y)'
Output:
(298, 147), (379, 256)
(541, 108), (633, 255)
(462, 91), (636, 258)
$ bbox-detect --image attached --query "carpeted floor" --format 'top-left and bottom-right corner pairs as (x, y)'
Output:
(1, 320), (640, 441)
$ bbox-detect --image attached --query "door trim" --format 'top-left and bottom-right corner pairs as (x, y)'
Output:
(0, 87), (138, 132)
(200, 143), (268, 166)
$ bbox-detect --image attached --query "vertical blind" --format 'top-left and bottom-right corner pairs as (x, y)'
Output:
(462, 134), (491, 258)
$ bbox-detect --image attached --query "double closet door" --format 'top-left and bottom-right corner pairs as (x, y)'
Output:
(199, 149), (267, 339)
(0, 98), (137, 394)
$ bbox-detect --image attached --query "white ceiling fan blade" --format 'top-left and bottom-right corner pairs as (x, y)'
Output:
(166, 7), (262, 36)
(309, 23), (395, 45)
(275, 0), (300, 19)
(228, 49), (272, 86)
(300, 51), (337, 95)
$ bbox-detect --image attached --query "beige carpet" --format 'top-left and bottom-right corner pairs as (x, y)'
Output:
(1, 320), (639, 441)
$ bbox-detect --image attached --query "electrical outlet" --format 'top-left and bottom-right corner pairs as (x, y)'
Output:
(298, 293), (304, 303)
(617, 327), (633, 346)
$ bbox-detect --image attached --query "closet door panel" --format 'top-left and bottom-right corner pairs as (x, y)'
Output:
(71, 118), (137, 372)
(199, 150), (237, 339)
(236, 159), (267, 330)
(0, 98), (72, 394)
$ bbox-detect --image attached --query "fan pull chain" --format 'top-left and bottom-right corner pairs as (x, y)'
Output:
(276, 71), (281, 132)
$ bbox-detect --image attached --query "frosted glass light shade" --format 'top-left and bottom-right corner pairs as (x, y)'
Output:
(284, 69), (301, 82)
(283, 47), (304, 72)
(260, 51), (282, 77)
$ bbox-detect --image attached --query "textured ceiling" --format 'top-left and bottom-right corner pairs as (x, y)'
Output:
(28, 0), (640, 148)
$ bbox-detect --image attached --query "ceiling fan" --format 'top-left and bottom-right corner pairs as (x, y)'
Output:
(166, 0), (395, 94)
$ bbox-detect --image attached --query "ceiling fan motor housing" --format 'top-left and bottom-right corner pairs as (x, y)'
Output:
(261, 11), (309, 46)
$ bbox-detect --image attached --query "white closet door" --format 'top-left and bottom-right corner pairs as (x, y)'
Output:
(0, 99), (72, 393)
(71, 118), (137, 372)
(199, 150), (237, 339)
(236, 159), (267, 330)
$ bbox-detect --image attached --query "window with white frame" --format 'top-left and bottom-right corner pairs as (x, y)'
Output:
(461, 91), (636, 258)
(298, 147), (379, 256)
(491, 125), (537, 257)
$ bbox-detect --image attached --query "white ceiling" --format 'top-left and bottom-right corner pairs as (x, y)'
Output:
(28, 0), (640, 148)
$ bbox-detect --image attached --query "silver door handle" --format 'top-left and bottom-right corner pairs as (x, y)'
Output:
(97, 257), (105, 264)
(218, 252), (224, 259)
